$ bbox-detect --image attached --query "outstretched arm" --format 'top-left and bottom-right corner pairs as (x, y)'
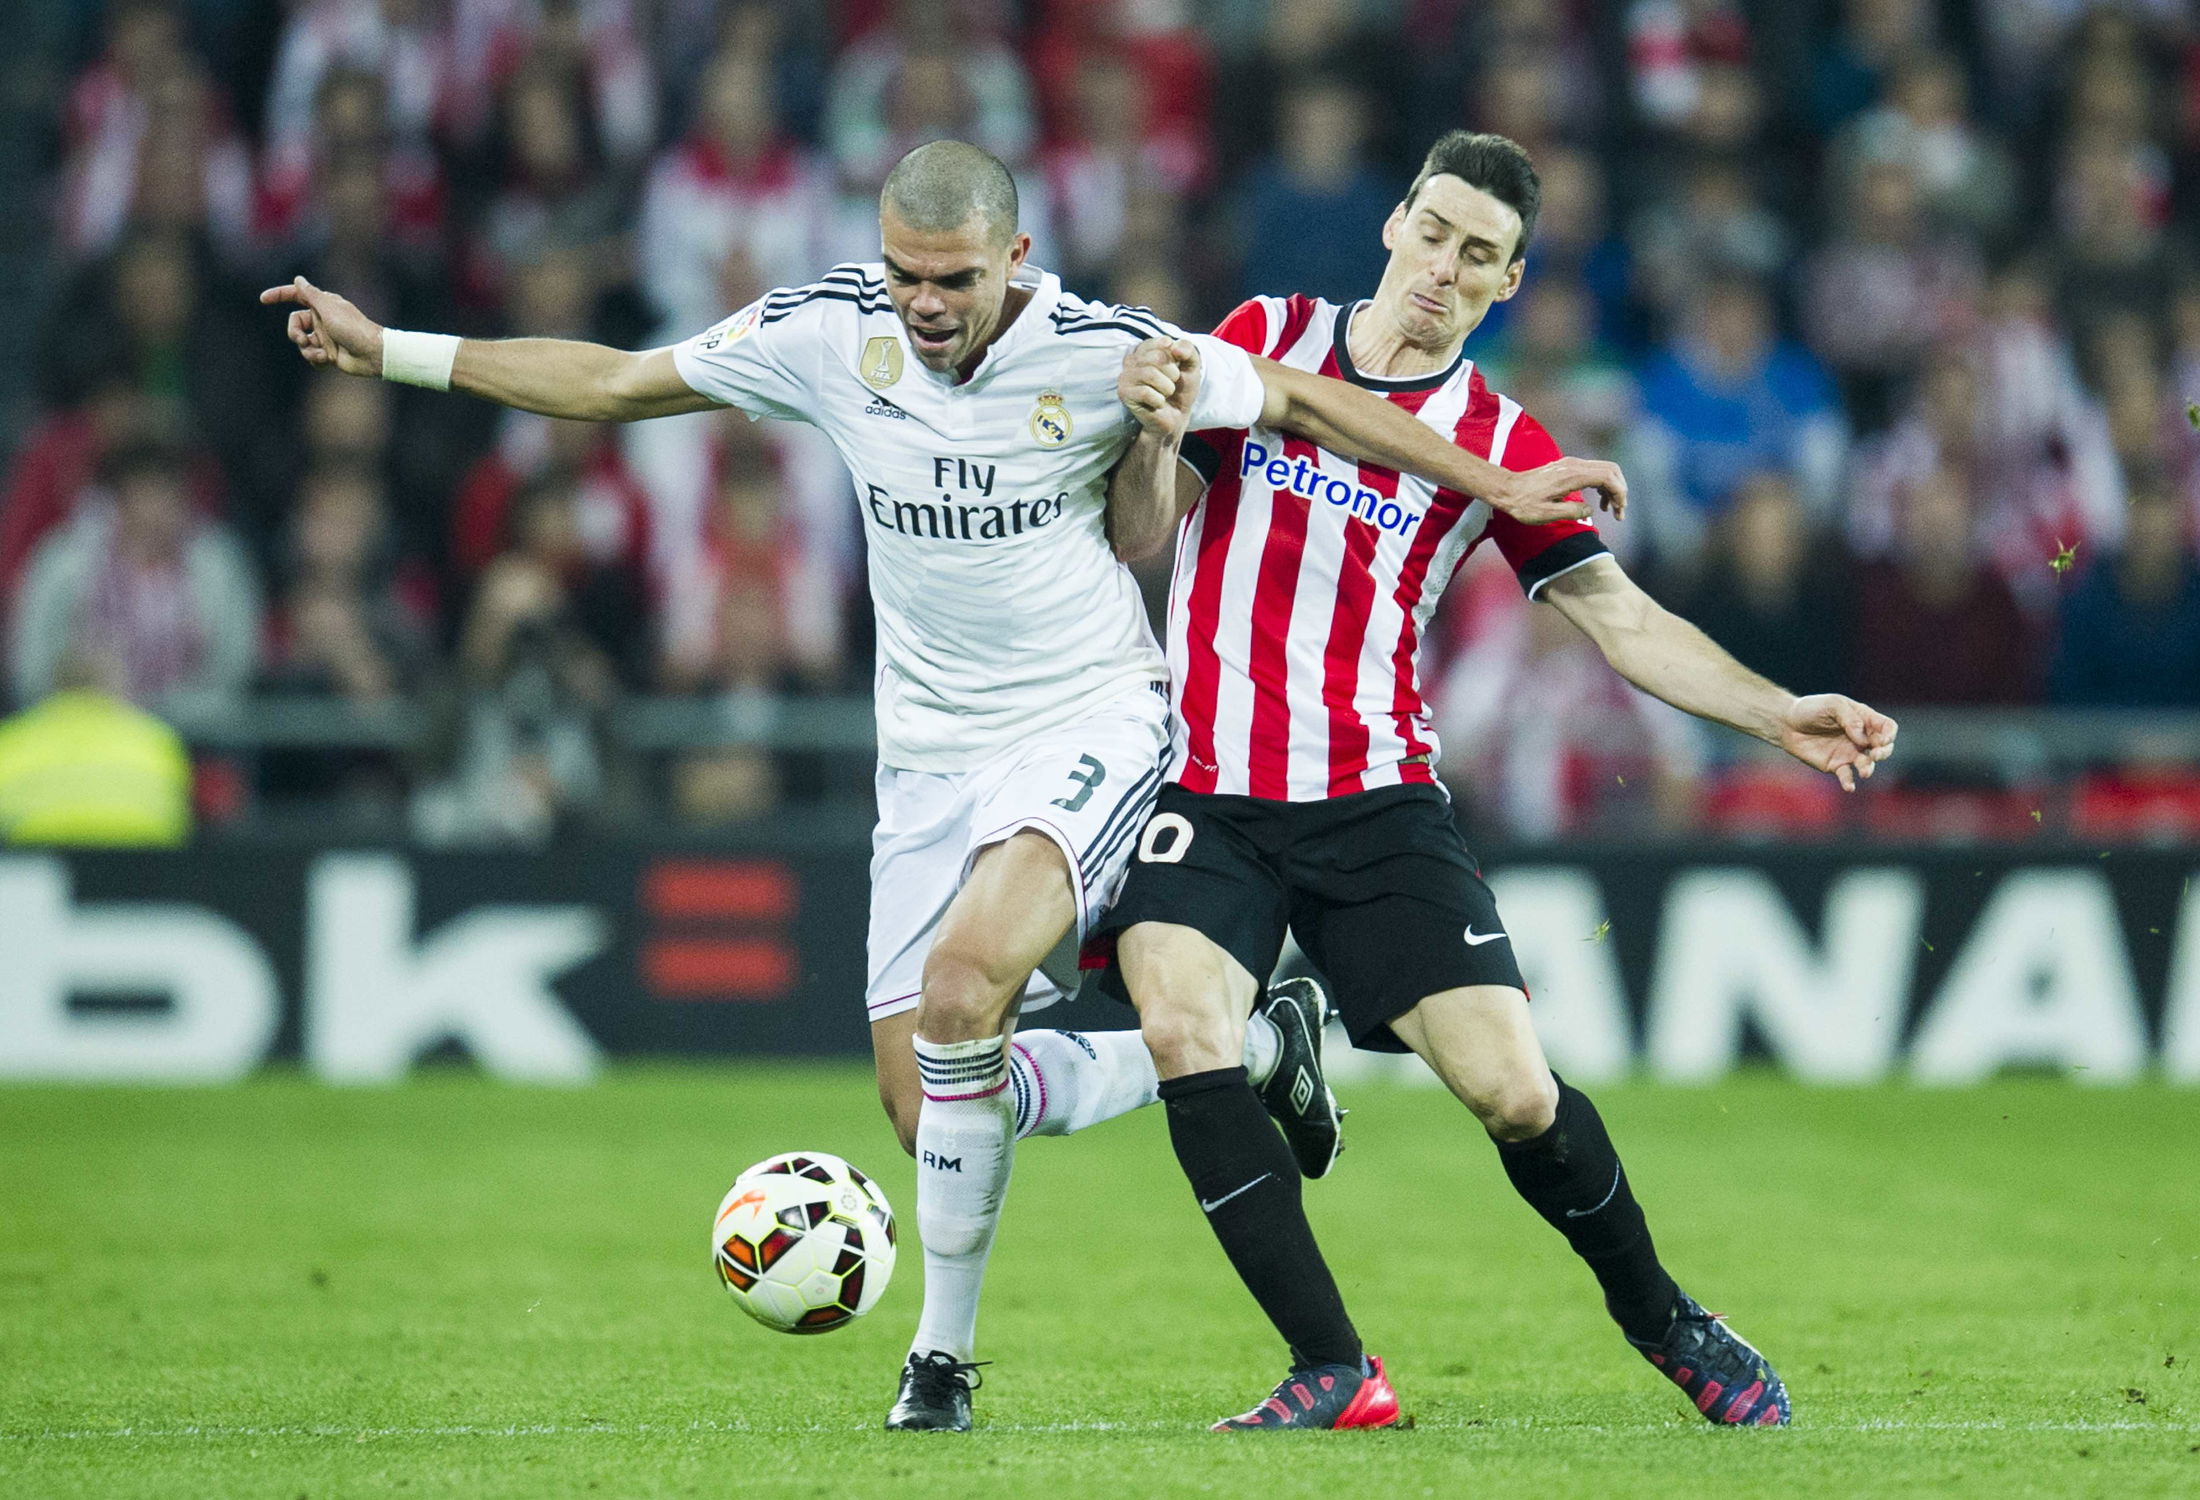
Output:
(1540, 555), (1898, 790)
(1116, 337), (1624, 526)
(258, 276), (715, 422)
(1249, 355), (1625, 526)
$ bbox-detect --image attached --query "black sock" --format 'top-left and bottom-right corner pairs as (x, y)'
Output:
(1493, 1075), (1679, 1343)
(1159, 1066), (1362, 1369)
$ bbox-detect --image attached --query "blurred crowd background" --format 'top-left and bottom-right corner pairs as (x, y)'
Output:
(2, 0), (2199, 847)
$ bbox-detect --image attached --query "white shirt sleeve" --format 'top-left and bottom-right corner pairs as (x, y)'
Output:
(670, 296), (815, 423)
(1184, 333), (1267, 431)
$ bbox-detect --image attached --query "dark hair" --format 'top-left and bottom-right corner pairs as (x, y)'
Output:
(881, 139), (1020, 245)
(1404, 131), (1541, 262)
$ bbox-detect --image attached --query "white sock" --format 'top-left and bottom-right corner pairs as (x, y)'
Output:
(1010, 1028), (1157, 1137)
(1008, 1014), (1288, 1139)
(910, 1034), (1016, 1362)
(1244, 1009), (1283, 1088)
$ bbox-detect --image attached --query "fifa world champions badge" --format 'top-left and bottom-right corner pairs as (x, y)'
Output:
(861, 336), (904, 390)
(1031, 389), (1072, 448)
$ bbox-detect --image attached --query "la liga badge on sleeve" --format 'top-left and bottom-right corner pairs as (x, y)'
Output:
(698, 303), (761, 351)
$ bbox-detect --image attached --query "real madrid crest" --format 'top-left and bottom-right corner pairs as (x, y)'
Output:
(861, 336), (904, 390)
(1030, 389), (1072, 448)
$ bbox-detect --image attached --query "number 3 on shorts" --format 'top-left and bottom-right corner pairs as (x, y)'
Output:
(1052, 753), (1107, 812)
(1137, 812), (1194, 864)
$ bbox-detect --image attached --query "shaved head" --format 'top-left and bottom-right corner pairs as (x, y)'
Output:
(881, 139), (1019, 245)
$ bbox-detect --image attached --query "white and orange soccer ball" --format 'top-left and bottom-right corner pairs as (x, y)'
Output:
(711, 1152), (897, 1334)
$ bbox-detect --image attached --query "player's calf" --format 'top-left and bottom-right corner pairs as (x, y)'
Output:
(880, 1087), (920, 1157)
(1008, 1029), (1160, 1138)
(904, 1032), (1016, 1373)
(871, 1010), (925, 1155)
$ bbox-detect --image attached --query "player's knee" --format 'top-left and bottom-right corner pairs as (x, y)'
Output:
(1477, 1069), (1559, 1142)
(1137, 993), (1236, 1078)
(917, 945), (1013, 1040)
(1122, 925), (1255, 1077)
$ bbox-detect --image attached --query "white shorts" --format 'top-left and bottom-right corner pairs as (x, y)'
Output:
(864, 685), (1169, 1026)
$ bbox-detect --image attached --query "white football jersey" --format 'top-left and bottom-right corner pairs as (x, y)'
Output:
(673, 263), (1264, 772)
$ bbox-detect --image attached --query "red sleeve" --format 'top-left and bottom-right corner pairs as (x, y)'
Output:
(1479, 411), (1610, 598)
(1210, 298), (1272, 355)
(1209, 294), (1324, 358)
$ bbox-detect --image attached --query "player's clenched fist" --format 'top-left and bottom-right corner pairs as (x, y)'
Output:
(258, 276), (384, 377)
(1118, 335), (1202, 442)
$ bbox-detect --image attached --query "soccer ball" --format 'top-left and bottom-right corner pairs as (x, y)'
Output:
(712, 1152), (897, 1334)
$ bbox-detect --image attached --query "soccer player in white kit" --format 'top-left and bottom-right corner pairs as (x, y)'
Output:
(261, 139), (1625, 1431)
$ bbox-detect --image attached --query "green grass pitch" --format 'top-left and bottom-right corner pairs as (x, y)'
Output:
(3, 1066), (2197, 1498)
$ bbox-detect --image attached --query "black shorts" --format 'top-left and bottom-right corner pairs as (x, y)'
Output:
(1092, 783), (1524, 1052)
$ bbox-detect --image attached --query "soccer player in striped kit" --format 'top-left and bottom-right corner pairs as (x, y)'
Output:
(1101, 131), (1899, 1430)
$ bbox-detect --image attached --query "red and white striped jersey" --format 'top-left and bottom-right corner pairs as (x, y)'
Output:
(1167, 294), (1610, 800)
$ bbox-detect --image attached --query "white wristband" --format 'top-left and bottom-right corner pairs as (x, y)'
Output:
(381, 329), (461, 391)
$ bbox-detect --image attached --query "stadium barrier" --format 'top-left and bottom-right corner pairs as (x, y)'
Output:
(1, 841), (2195, 1085)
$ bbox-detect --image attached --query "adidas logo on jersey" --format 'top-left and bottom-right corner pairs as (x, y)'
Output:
(1241, 439), (1425, 536)
(863, 395), (909, 420)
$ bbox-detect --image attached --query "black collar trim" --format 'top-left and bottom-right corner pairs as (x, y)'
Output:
(1331, 301), (1467, 392)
